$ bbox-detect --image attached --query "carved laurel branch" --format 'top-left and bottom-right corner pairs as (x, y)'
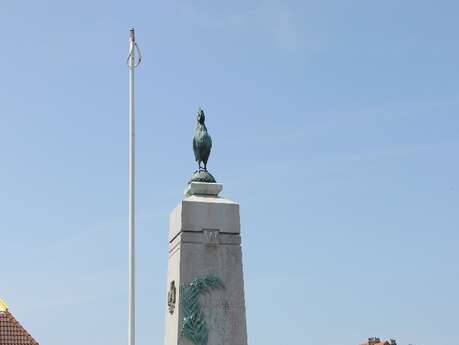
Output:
(180, 274), (224, 345)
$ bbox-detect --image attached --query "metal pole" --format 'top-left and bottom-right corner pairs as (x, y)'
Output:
(128, 27), (136, 345)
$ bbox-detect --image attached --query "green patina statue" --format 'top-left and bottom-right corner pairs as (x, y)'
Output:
(193, 108), (212, 172)
(190, 108), (216, 183)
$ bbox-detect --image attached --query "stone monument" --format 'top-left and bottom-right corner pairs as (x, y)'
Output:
(164, 108), (248, 345)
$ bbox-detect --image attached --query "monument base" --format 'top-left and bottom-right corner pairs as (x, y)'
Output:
(164, 183), (248, 345)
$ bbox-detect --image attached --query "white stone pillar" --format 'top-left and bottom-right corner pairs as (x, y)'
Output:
(164, 182), (248, 345)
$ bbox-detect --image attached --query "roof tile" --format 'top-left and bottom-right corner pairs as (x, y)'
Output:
(0, 310), (39, 345)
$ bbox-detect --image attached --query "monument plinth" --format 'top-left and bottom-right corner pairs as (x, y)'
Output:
(184, 182), (223, 197)
(164, 181), (248, 345)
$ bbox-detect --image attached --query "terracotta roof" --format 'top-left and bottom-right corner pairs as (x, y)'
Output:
(0, 307), (39, 345)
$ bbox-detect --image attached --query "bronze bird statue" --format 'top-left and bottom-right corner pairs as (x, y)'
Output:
(193, 108), (212, 172)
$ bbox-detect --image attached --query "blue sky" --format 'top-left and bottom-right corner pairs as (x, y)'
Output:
(1, 1), (458, 344)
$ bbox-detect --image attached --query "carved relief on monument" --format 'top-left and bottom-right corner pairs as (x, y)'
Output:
(203, 229), (220, 246)
(168, 281), (176, 315)
(180, 274), (224, 345)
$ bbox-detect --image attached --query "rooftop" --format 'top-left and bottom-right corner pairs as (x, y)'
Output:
(0, 298), (39, 345)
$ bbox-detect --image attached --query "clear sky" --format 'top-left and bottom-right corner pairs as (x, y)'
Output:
(1, 1), (458, 345)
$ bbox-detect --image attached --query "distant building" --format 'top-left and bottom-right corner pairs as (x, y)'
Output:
(0, 298), (39, 345)
(361, 337), (397, 345)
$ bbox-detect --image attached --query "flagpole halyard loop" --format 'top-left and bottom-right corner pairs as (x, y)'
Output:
(126, 42), (142, 68)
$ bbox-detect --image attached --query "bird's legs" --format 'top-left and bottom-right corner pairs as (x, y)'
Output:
(197, 161), (208, 172)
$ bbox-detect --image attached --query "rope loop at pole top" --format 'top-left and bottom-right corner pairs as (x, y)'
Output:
(126, 29), (142, 68)
(127, 42), (142, 68)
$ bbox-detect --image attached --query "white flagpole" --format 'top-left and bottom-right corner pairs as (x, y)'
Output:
(127, 27), (141, 345)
